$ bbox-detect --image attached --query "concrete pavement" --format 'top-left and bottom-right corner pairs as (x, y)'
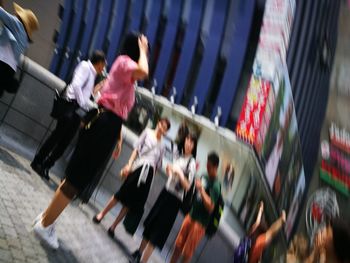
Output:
(0, 146), (164, 263)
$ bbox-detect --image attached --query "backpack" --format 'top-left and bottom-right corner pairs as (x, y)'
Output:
(206, 184), (224, 238)
(233, 237), (252, 263)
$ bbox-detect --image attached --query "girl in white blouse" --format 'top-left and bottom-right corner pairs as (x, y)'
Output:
(133, 133), (198, 263)
(92, 118), (171, 238)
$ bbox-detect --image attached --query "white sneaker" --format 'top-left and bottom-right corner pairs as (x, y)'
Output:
(32, 212), (43, 227)
(33, 220), (59, 249)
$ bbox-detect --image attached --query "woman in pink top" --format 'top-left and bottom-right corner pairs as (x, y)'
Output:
(32, 32), (149, 250)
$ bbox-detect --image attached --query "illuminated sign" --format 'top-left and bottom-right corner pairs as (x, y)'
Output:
(319, 124), (350, 196)
(236, 77), (272, 146)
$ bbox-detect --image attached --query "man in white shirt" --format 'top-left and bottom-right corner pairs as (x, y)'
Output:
(31, 50), (106, 180)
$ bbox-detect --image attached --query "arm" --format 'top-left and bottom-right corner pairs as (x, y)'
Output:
(249, 201), (264, 235)
(196, 179), (215, 213)
(131, 35), (149, 81)
(120, 148), (138, 177)
(0, 7), (19, 32)
(93, 78), (106, 96)
(71, 62), (95, 110)
(172, 165), (191, 191)
(112, 130), (123, 160)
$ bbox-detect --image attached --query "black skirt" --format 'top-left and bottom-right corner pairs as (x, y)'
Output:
(115, 165), (154, 211)
(143, 188), (181, 249)
(65, 110), (122, 202)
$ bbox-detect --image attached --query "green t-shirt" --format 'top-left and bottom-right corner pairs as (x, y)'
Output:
(190, 175), (221, 227)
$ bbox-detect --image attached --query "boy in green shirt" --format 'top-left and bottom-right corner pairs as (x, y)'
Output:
(170, 152), (221, 263)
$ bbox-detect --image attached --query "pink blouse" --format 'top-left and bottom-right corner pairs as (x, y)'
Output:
(98, 55), (138, 120)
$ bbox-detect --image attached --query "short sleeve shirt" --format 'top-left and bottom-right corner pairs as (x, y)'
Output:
(132, 128), (165, 171)
(98, 55), (138, 119)
(190, 175), (221, 227)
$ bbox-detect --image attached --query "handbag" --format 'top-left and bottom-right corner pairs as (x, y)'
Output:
(50, 72), (89, 119)
(50, 87), (71, 119)
(179, 157), (196, 215)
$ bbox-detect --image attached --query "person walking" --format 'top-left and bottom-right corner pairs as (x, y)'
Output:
(169, 152), (221, 263)
(132, 133), (198, 263)
(247, 202), (286, 263)
(32, 32), (149, 250)
(30, 50), (106, 180)
(0, 2), (39, 96)
(92, 118), (171, 239)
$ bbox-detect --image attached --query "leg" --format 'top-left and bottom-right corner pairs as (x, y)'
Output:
(265, 210), (286, 244)
(44, 114), (80, 168)
(139, 238), (149, 254)
(170, 247), (182, 263)
(170, 215), (192, 263)
(140, 243), (155, 263)
(181, 220), (206, 263)
(95, 195), (119, 221)
(109, 206), (128, 231)
(34, 118), (69, 165)
(41, 179), (74, 227)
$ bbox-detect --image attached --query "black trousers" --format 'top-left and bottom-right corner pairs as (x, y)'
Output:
(34, 103), (80, 168)
(0, 61), (16, 97)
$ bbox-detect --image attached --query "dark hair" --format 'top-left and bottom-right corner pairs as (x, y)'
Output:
(90, 50), (106, 64)
(331, 218), (350, 262)
(159, 118), (171, 131)
(207, 152), (219, 167)
(120, 32), (140, 62)
(185, 133), (198, 159)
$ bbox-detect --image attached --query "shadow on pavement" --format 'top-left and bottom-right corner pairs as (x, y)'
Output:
(38, 239), (80, 263)
(0, 147), (31, 174)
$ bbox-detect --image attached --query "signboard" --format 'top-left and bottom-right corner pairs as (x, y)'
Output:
(236, 77), (273, 147)
(319, 123), (350, 196)
(236, 0), (303, 241)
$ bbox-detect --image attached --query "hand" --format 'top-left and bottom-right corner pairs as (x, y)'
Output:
(195, 178), (202, 190)
(166, 164), (173, 176)
(281, 210), (286, 223)
(259, 201), (264, 212)
(112, 142), (122, 160)
(138, 34), (149, 53)
(120, 164), (131, 177)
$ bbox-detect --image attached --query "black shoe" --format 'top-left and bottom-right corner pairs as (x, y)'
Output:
(41, 168), (50, 180)
(92, 215), (102, 224)
(107, 228), (115, 238)
(130, 250), (141, 263)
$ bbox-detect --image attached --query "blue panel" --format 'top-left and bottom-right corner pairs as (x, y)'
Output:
(290, 0), (313, 104)
(49, 0), (73, 74)
(106, 0), (129, 66)
(58, 0), (86, 80)
(211, 0), (255, 124)
(144, 0), (164, 52)
(129, 0), (146, 31)
(67, 0), (99, 78)
(154, 0), (183, 94)
(91, 0), (114, 51)
(173, 0), (204, 104)
(79, 0), (99, 60)
(189, 0), (229, 113)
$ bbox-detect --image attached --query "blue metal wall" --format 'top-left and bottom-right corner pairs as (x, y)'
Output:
(49, 0), (256, 125)
(50, 0), (340, 180)
(286, 0), (340, 180)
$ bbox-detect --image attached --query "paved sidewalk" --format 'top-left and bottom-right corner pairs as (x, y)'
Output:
(0, 146), (164, 263)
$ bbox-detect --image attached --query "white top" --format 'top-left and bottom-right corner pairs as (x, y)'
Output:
(166, 156), (196, 201)
(65, 60), (97, 111)
(132, 128), (165, 172)
(0, 40), (16, 70)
